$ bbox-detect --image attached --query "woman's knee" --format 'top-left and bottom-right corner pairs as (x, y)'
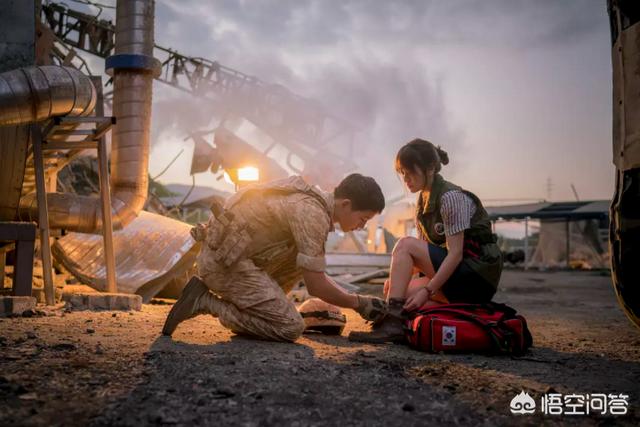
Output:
(392, 236), (419, 256)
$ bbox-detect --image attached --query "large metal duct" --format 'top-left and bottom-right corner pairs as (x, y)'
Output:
(0, 65), (97, 227)
(0, 66), (96, 126)
(3, 0), (158, 233)
(103, 0), (159, 230)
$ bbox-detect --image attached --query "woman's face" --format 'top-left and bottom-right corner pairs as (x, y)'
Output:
(399, 165), (428, 193)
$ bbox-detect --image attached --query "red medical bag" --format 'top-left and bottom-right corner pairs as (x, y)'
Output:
(404, 303), (533, 355)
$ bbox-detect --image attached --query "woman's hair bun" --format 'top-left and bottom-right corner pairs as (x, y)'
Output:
(436, 146), (449, 166)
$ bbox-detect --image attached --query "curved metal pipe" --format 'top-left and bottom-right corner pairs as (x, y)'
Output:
(106, 0), (156, 229)
(5, 0), (157, 233)
(0, 66), (96, 126)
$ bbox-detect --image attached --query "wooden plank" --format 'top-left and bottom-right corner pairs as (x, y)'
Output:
(0, 222), (36, 241)
(325, 252), (391, 268)
(0, 125), (29, 221)
(348, 268), (389, 284)
(31, 126), (55, 305)
(12, 239), (34, 297)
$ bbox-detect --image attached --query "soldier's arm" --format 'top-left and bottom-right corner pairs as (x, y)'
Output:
(288, 198), (386, 320)
(303, 270), (387, 322)
(302, 269), (358, 309)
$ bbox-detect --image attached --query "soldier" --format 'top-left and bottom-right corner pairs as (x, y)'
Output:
(162, 173), (388, 342)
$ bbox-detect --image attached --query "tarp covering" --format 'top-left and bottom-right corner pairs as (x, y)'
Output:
(529, 219), (608, 270)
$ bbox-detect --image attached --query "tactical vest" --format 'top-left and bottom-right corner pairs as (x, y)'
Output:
(416, 174), (502, 289)
(226, 176), (331, 213)
(192, 176), (332, 270)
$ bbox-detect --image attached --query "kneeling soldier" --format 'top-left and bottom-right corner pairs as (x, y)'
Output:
(162, 173), (387, 342)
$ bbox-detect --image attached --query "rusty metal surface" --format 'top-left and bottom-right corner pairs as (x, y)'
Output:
(52, 211), (199, 301)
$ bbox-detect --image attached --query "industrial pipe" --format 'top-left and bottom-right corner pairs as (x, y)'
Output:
(0, 66), (96, 126)
(2, 0), (159, 233)
(105, 0), (159, 230)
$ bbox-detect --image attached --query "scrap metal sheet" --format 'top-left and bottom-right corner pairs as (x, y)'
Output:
(53, 211), (199, 301)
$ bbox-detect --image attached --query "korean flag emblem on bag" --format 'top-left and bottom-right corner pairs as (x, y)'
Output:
(442, 326), (456, 346)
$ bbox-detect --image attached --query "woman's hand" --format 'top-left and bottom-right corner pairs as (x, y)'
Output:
(383, 278), (390, 298)
(404, 287), (431, 312)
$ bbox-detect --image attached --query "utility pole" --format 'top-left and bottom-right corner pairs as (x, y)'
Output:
(570, 183), (580, 201)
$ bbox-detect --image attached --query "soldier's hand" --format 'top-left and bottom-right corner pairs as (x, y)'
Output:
(355, 295), (387, 322)
(190, 223), (207, 242)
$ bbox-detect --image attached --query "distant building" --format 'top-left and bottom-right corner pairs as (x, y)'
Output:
(486, 200), (610, 270)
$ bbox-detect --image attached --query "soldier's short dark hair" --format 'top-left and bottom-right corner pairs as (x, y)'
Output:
(334, 173), (385, 213)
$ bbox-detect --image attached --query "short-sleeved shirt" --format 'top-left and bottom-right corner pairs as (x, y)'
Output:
(440, 190), (477, 236)
(284, 194), (334, 271)
(215, 177), (333, 292)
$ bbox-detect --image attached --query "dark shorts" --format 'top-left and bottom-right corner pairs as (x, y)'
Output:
(428, 245), (496, 303)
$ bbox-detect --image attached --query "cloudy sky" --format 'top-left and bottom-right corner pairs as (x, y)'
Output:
(78, 0), (614, 203)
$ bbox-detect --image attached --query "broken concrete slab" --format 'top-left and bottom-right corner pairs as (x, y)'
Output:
(62, 292), (142, 311)
(0, 296), (36, 317)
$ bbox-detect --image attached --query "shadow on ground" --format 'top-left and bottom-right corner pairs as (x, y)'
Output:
(90, 329), (640, 427)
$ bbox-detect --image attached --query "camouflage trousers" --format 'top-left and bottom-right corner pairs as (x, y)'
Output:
(198, 257), (305, 342)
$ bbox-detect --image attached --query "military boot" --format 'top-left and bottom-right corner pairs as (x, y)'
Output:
(162, 276), (218, 336)
(348, 298), (406, 344)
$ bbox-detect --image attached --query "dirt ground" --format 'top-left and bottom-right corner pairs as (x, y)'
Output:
(1, 269), (639, 426)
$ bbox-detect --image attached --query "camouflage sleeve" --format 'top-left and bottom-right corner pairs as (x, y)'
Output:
(286, 197), (331, 272)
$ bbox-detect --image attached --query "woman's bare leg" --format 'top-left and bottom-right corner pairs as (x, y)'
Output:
(404, 276), (449, 304)
(384, 276), (428, 299)
(406, 276), (429, 299)
(388, 237), (436, 301)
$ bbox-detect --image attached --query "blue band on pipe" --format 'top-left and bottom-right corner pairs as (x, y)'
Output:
(105, 54), (161, 77)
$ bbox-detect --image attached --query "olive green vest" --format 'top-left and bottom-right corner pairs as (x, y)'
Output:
(416, 174), (502, 289)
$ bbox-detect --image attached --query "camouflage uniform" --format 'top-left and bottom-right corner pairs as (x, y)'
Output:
(192, 176), (334, 342)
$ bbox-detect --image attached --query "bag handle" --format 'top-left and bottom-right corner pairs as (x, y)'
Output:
(412, 302), (519, 319)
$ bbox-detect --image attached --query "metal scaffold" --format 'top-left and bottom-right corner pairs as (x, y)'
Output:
(40, 1), (357, 179)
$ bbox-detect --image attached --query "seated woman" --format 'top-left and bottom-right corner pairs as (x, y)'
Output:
(349, 138), (503, 343)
